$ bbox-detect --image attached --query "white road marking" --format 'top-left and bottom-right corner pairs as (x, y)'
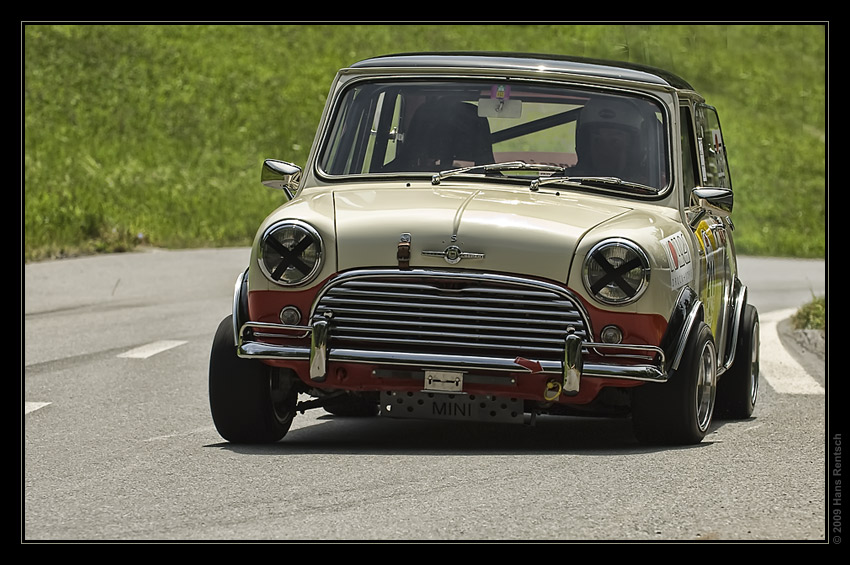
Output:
(117, 340), (188, 359)
(24, 402), (51, 414)
(759, 309), (824, 395)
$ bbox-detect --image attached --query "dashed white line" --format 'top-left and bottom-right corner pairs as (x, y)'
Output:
(25, 402), (51, 414)
(26, 341), (189, 414)
(117, 340), (188, 359)
(759, 309), (824, 395)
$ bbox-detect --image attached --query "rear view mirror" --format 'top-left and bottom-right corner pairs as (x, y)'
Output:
(478, 98), (522, 118)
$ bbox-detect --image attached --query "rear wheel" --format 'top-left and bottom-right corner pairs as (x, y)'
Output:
(209, 316), (298, 443)
(632, 321), (717, 445)
(716, 304), (759, 419)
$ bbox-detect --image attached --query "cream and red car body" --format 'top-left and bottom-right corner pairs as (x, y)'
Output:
(209, 52), (759, 445)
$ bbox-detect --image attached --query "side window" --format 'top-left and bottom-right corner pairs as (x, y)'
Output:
(680, 105), (699, 208)
(695, 104), (732, 189)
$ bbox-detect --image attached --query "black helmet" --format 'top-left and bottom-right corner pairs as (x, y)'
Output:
(575, 96), (647, 180)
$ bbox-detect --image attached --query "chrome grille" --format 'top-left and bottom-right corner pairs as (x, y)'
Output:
(313, 272), (590, 362)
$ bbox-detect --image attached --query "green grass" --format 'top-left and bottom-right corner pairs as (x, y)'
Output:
(23, 24), (826, 262)
(792, 295), (826, 330)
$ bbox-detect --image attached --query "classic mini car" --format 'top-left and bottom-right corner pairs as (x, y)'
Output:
(209, 52), (760, 445)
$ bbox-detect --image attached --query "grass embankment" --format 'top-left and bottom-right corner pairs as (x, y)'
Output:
(24, 24), (825, 261)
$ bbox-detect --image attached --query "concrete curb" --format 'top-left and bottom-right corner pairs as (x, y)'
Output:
(777, 317), (826, 380)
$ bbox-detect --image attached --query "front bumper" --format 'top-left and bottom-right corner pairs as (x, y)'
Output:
(237, 318), (668, 395)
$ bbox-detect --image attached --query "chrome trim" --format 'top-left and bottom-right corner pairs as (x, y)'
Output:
(237, 321), (667, 383)
(261, 159), (301, 199)
(310, 318), (329, 381)
(240, 320), (312, 340)
(310, 267), (593, 329)
(231, 271), (246, 347)
(421, 247), (486, 264)
(563, 330), (583, 394)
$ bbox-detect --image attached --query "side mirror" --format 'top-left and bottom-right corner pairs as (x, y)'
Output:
(261, 159), (302, 200)
(692, 187), (733, 214)
(688, 186), (733, 227)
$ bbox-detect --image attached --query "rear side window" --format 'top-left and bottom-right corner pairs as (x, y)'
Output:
(680, 105), (700, 208)
(695, 104), (732, 189)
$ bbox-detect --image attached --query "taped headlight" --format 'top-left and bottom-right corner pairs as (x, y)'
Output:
(258, 220), (323, 286)
(582, 239), (650, 305)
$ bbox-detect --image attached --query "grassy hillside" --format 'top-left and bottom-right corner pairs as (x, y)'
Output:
(23, 24), (826, 261)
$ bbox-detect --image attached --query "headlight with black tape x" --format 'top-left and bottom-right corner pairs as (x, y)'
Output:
(582, 238), (650, 305)
(258, 220), (323, 286)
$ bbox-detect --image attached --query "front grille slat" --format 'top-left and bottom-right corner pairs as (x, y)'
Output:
(317, 298), (581, 321)
(316, 307), (583, 331)
(333, 325), (569, 346)
(313, 273), (590, 362)
(329, 315), (575, 335)
(333, 334), (566, 355)
(324, 286), (577, 309)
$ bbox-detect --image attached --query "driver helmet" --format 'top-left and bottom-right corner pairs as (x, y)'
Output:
(575, 96), (646, 180)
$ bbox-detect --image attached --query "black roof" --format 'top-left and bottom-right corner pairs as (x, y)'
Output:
(350, 52), (694, 91)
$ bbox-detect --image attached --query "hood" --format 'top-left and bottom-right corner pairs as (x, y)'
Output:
(331, 183), (631, 282)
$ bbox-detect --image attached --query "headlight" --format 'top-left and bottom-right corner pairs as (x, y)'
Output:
(582, 238), (650, 305)
(258, 220), (323, 286)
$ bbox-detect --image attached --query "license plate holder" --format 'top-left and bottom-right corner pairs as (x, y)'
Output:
(379, 391), (524, 423)
(424, 370), (463, 392)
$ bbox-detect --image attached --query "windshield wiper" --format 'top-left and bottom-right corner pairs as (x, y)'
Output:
(431, 161), (566, 185)
(530, 175), (658, 195)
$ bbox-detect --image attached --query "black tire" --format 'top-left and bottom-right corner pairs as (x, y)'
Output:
(632, 321), (718, 445)
(323, 393), (379, 417)
(209, 315), (297, 443)
(716, 304), (759, 419)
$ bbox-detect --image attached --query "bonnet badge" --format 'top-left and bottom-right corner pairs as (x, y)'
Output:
(422, 245), (485, 265)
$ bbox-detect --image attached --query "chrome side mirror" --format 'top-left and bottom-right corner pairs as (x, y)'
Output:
(688, 186), (733, 227)
(261, 159), (302, 200)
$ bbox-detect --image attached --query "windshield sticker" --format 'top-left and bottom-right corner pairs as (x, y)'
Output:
(662, 232), (693, 289)
(480, 85), (521, 117)
(491, 85), (511, 101)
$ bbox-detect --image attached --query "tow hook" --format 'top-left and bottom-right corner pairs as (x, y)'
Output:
(543, 380), (562, 402)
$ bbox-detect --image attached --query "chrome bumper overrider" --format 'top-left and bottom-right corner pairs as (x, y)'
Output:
(237, 320), (668, 394)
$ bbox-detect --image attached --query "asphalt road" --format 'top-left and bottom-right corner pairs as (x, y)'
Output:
(23, 249), (829, 542)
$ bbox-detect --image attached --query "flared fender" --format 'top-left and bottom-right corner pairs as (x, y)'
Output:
(660, 286), (703, 374)
(231, 269), (250, 346)
(721, 279), (749, 374)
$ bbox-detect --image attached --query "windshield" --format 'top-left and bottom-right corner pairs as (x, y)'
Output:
(318, 80), (670, 192)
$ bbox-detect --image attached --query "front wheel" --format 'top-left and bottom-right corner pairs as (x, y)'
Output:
(632, 321), (717, 445)
(209, 315), (298, 443)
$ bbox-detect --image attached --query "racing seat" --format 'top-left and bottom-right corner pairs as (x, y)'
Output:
(390, 99), (495, 171)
